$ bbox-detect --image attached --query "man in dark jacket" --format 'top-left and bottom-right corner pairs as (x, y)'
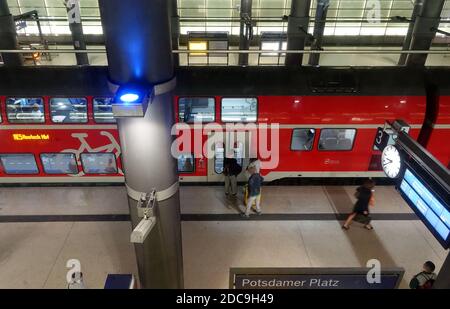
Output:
(224, 157), (241, 196)
(242, 166), (264, 218)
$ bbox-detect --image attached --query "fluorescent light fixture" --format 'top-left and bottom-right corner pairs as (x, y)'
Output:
(188, 41), (208, 56)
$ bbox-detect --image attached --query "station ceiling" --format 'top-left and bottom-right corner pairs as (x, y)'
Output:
(7, 0), (450, 40)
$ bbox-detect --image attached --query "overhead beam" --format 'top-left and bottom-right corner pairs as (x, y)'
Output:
(285, 0), (311, 66)
(308, 0), (330, 66)
(405, 0), (445, 66)
(169, 0), (180, 67)
(398, 0), (425, 65)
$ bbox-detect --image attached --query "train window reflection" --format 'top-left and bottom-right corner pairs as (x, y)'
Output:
(93, 97), (116, 123)
(215, 142), (224, 174)
(6, 98), (45, 123)
(291, 129), (315, 151)
(179, 97), (215, 123)
(178, 153), (195, 173)
(50, 98), (88, 123)
(80, 153), (117, 174)
(221, 98), (257, 123)
(40, 153), (78, 175)
(318, 129), (356, 151)
(0, 154), (39, 174)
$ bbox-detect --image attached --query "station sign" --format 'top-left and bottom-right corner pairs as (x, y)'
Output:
(230, 268), (404, 289)
(373, 127), (390, 151)
(397, 163), (450, 249)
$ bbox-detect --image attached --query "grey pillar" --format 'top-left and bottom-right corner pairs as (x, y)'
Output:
(99, 0), (182, 289)
(169, 0), (180, 67)
(64, 0), (89, 65)
(405, 0), (445, 67)
(285, 0), (311, 66)
(308, 0), (329, 66)
(238, 0), (252, 66)
(434, 252), (450, 289)
(0, 0), (23, 66)
(398, 0), (424, 65)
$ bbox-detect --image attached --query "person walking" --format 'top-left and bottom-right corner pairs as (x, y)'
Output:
(242, 166), (264, 218)
(342, 179), (375, 230)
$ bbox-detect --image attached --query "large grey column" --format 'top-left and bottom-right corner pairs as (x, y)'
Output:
(64, 0), (89, 65)
(0, 0), (23, 66)
(434, 252), (450, 289)
(238, 0), (252, 66)
(398, 0), (424, 65)
(308, 0), (329, 66)
(99, 0), (183, 289)
(405, 0), (445, 66)
(285, 0), (311, 66)
(169, 0), (180, 67)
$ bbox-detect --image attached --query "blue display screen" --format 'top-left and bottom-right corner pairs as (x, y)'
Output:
(400, 169), (450, 244)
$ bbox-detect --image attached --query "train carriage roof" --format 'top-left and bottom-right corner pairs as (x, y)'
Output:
(0, 66), (444, 97)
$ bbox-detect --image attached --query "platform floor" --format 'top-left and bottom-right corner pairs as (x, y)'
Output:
(0, 185), (447, 289)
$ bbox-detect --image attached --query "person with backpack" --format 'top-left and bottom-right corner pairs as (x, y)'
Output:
(409, 261), (437, 289)
(224, 157), (241, 197)
(242, 166), (264, 218)
(342, 179), (375, 230)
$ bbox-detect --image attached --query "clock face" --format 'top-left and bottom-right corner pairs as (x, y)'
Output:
(382, 145), (402, 178)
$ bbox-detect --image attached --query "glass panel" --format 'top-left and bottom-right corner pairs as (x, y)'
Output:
(41, 153), (78, 174)
(291, 129), (316, 151)
(50, 98), (88, 123)
(221, 98), (257, 122)
(178, 153), (195, 173)
(318, 129), (356, 151)
(0, 154), (39, 174)
(93, 97), (116, 123)
(179, 97), (215, 123)
(80, 153), (117, 174)
(214, 142), (224, 174)
(6, 98), (45, 123)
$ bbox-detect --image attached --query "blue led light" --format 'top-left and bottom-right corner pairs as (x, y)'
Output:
(119, 93), (140, 103)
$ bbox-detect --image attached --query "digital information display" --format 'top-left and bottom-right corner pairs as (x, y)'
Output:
(399, 168), (450, 248)
(230, 268), (404, 289)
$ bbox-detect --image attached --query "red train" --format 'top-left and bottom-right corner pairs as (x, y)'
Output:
(0, 66), (448, 184)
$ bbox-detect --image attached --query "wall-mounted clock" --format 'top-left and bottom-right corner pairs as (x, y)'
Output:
(382, 145), (402, 178)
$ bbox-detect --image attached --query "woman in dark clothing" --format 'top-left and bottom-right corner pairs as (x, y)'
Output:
(342, 179), (375, 230)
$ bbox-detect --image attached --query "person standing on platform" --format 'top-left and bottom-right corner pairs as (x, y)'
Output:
(409, 261), (437, 289)
(342, 179), (375, 230)
(224, 157), (241, 197)
(242, 166), (264, 218)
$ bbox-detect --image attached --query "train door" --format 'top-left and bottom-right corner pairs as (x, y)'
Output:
(206, 130), (252, 182)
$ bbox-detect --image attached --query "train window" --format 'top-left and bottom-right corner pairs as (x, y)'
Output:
(221, 98), (257, 123)
(291, 129), (315, 151)
(6, 98), (44, 123)
(318, 129), (356, 151)
(179, 97), (215, 123)
(93, 97), (116, 123)
(178, 153), (195, 173)
(40, 153), (78, 175)
(214, 142), (224, 174)
(0, 154), (39, 174)
(50, 98), (88, 123)
(80, 153), (117, 174)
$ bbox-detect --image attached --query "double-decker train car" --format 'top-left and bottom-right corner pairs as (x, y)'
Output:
(0, 66), (449, 184)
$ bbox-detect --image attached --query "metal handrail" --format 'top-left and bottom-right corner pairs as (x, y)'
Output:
(1, 49), (450, 55)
